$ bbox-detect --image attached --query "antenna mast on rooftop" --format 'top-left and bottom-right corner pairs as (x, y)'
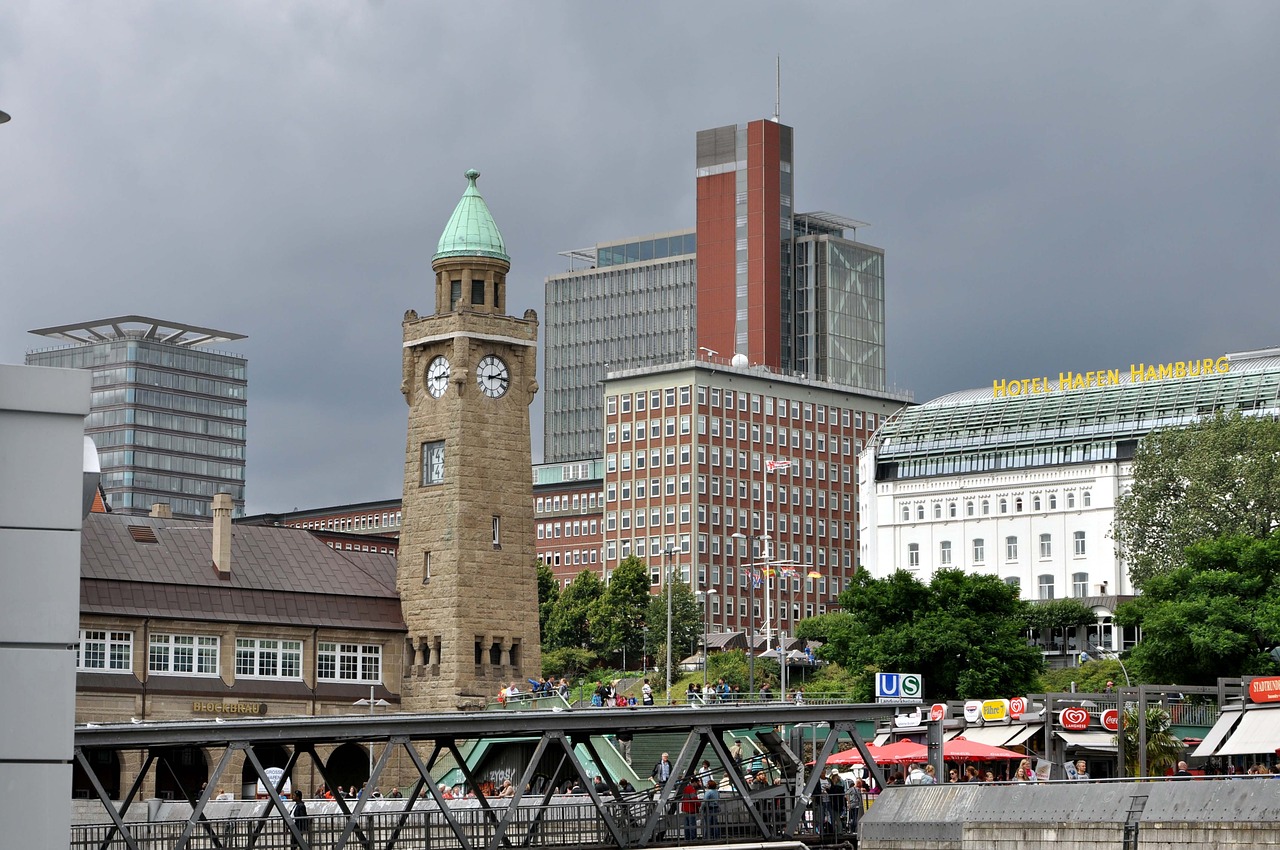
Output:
(774, 55), (781, 122)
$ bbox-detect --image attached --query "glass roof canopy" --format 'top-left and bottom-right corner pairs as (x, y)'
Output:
(874, 350), (1280, 470)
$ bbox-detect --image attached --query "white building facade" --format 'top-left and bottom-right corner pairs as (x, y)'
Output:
(859, 347), (1280, 653)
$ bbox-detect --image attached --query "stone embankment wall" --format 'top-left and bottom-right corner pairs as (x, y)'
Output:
(860, 779), (1280, 849)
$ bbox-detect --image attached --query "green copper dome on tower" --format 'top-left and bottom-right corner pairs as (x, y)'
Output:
(433, 169), (510, 263)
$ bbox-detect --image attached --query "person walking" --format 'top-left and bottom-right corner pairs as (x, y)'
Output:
(651, 752), (673, 787)
(288, 789), (310, 849)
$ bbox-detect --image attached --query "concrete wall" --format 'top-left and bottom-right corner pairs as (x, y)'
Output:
(861, 778), (1280, 849)
(0, 364), (91, 850)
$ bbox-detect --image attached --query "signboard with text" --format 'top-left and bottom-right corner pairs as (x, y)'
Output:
(1059, 707), (1091, 731)
(1009, 696), (1027, 719)
(1249, 677), (1280, 704)
(875, 673), (923, 704)
(1101, 708), (1120, 732)
(982, 699), (1010, 723)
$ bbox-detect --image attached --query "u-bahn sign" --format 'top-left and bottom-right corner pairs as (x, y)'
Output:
(875, 673), (923, 704)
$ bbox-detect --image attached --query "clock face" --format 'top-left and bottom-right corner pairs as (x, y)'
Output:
(476, 354), (510, 398)
(425, 355), (450, 398)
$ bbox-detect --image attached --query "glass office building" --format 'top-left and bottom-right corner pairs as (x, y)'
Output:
(26, 317), (247, 519)
(794, 213), (886, 392)
(543, 232), (697, 463)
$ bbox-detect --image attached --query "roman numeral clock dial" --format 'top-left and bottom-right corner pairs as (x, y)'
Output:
(476, 354), (510, 398)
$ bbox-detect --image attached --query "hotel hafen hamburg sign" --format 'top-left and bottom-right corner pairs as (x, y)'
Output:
(992, 356), (1231, 398)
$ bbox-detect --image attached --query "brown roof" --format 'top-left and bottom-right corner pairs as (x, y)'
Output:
(80, 513), (405, 631)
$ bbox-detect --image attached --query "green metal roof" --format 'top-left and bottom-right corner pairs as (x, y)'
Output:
(433, 169), (509, 263)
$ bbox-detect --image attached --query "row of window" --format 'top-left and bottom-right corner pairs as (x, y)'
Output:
(908, 531), (1088, 567)
(607, 386), (692, 415)
(538, 518), (599, 539)
(1001, 573), (1092, 600)
(536, 492), (602, 514)
(325, 541), (395, 554)
(544, 548), (599, 569)
(901, 490), (1093, 522)
(294, 511), (402, 533)
(77, 631), (383, 683)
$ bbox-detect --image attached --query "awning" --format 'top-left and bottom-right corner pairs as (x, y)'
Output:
(1191, 708), (1242, 759)
(1215, 708), (1280, 757)
(1003, 725), (1044, 748)
(954, 725), (1018, 746)
(1056, 730), (1117, 751)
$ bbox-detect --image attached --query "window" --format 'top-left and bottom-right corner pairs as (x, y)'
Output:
(470, 279), (485, 305)
(981, 499), (990, 516)
(907, 543), (920, 568)
(948, 502), (957, 518)
(1072, 572), (1089, 598)
(916, 505), (925, 520)
(972, 538), (985, 563)
(78, 629), (133, 672)
(1082, 491), (1092, 507)
(421, 441), (445, 486)
(999, 498), (1008, 514)
(1032, 496), (1041, 511)
(1005, 536), (1019, 561)
(1004, 576), (1021, 591)
(940, 541), (952, 565)
(492, 515), (501, 546)
(1049, 493), (1058, 510)
(235, 638), (302, 680)
(318, 642), (382, 682)
(1039, 533), (1052, 559)
(966, 501), (975, 517)
(1067, 492), (1076, 509)
(1038, 574), (1055, 600)
(149, 634), (218, 676)
(933, 503), (942, 520)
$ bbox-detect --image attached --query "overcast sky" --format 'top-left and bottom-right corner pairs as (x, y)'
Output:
(3, 2), (1277, 514)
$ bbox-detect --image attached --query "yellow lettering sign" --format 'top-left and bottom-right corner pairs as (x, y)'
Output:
(999, 356), (1229, 397)
(981, 699), (1009, 721)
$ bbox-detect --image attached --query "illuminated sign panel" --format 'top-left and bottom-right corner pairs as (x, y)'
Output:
(992, 357), (1230, 398)
(1249, 676), (1280, 704)
(981, 699), (1009, 722)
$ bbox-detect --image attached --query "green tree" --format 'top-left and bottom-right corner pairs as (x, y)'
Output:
(797, 569), (1044, 700)
(706, 649), (780, 694)
(544, 570), (603, 651)
(1116, 533), (1280, 684)
(590, 556), (651, 665)
(541, 647), (596, 679)
(536, 560), (559, 646)
(645, 579), (702, 685)
(1113, 412), (1280, 588)
(1114, 706), (1185, 776)
(1036, 658), (1132, 694)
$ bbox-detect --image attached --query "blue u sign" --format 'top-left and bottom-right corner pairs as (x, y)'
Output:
(875, 672), (923, 701)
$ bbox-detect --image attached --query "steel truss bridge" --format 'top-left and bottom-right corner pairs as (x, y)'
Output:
(73, 703), (891, 850)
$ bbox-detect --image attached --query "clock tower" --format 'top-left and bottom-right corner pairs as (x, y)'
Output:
(398, 169), (541, 711)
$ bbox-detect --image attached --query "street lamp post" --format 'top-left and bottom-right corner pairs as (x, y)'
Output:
(664, 546), (676, 704)
(353, 686), (390, 784)
(698, 589), (717, 693)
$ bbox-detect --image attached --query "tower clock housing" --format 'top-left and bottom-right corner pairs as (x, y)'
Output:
(397, 170), (540, 711)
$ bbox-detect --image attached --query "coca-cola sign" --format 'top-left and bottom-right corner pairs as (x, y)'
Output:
(929, 703), (947, 722)
(1059, 707), (1091, 731)
(1101, 708), (1119, 732)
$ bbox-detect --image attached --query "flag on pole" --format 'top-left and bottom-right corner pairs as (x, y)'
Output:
(807, 571), (823, 579)
(765, 458), (792, 472)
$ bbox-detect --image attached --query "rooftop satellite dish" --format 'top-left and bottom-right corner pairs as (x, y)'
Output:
(731, 353), (748, 368)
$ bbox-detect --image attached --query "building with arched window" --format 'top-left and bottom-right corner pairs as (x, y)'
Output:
(859, 347), (1280, 659)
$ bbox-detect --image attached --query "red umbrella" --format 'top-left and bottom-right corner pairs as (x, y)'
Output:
(821, 744), (886, 765)
(943, 736), (1024, 761)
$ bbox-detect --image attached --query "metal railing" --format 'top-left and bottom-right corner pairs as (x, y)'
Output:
(71, 792), (861, 850)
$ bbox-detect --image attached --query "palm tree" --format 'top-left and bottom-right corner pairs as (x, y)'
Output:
(1113, 706), (1184, 776)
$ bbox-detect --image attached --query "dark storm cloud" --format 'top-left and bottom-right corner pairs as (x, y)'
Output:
(2, 2), (1277, 512)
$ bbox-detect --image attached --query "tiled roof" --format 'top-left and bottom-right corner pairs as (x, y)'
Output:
(80, 513), (404, 631)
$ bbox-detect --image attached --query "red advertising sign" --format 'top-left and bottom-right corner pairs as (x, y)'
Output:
(1101, 708), (1119, 732)
(1059, 707), (1091, 731)
(1249, 677), (1280, 704)
(929, 703), (946, 722)
(1009, 696), (1027, 719)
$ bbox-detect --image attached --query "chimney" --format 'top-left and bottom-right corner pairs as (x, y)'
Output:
(149, 503), (173, 519)
(212, 493), (233, 577)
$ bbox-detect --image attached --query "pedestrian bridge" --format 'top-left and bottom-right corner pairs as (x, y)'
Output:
(73, 703), (887, 850)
